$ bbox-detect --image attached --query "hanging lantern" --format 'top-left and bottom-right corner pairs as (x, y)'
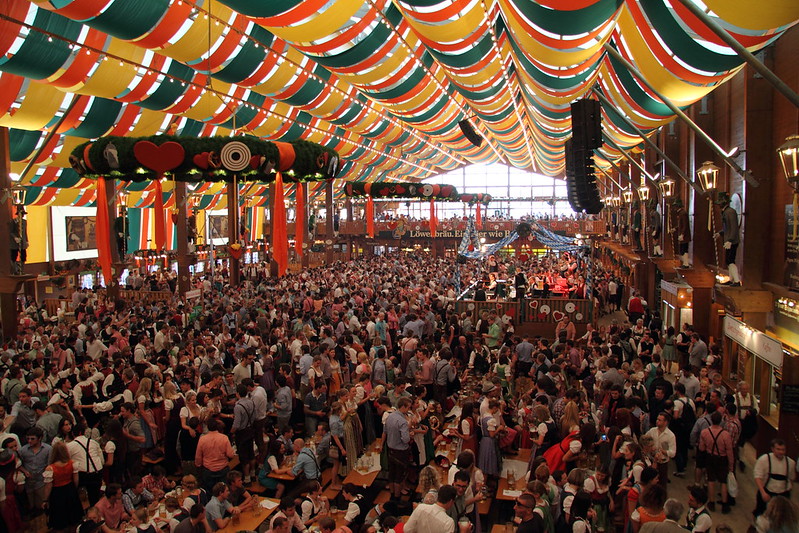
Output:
(637, 184), (650, 202)
(622, 188), (633, 204)
(658, 178), (675, 198)
(697, 161), (719, 191)
(117, 189), (129, 209)
(778, 134), (799, 240)
(11, 186), (25, 206)
(778, 134), (799, 187)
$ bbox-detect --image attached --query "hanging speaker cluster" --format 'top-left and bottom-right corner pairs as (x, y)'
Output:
(459, 119), (483, 147)
(565, 99), (604, 215)
(565, 141), (604, 215)
(570, 99), (602, 150)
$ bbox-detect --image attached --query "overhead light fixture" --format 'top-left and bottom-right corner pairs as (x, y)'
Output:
(778, 134), (799, 239)
(622, 188), (633, 204)
(778, 134), (799, 185)
(658, 177), (675, 198)
(697, 161), (719, 191)
(638, 184), (650, 201)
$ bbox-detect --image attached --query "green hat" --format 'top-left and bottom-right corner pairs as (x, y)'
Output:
(715, 191), (731, 205)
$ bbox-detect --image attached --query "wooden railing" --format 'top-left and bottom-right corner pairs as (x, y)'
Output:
(455, 297), (592, 324)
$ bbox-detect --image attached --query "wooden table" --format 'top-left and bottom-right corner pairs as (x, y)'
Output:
(217, 496), (280, 533)
(495, 449), (532, 501)
(342, 439), (384, 487)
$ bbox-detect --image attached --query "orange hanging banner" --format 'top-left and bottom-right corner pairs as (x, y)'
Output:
(429, 199), (437, 238)
(476, 203), (483, 229)
(154, 178), (166, 250)
(366, 196), (375, 238)
(295, 184), (305, 257)
(95, 178), (113, 286)
(272, 173), (289, 276)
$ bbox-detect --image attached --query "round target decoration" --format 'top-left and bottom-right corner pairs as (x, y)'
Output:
(575, 313), (584, 321)
(421, 184), (434, 197)
(467, 303), (475, 311)
(220, 141), (252, 171)
(565, 302), (576, 313)
(539, 304), (551, 315)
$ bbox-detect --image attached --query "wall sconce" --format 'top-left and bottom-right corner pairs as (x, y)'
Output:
(622, 188), (633, 204)
(697, 161), (719, 191)
(637, 184), (650, 202)
(778, 134), (799, 186)
(658, 178), (675, 198)
(117, 189), (129, 209)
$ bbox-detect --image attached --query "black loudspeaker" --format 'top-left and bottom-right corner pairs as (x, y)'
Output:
(571, 99), (602, 150)
(459, 119), (483, 147)
(565, 139), (603, 214)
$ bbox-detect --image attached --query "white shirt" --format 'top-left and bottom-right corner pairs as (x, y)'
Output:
(67, 435), (104, 473)
(754, 453), (796, 494)
(645, 426), (677, 462)
(404, 503), (455, 533)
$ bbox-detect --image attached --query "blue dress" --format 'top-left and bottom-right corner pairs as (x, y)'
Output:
(478, 415), (501, 477)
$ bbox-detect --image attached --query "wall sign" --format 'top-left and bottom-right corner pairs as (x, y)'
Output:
(782, 384), (799, 415)
(785, 205), (799, 291)
(724, 316), (783, 368)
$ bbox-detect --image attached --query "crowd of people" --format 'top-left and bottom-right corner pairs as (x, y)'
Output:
(0, 253), (797, 533)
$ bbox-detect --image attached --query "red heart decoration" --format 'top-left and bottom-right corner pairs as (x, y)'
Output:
(133, 141), (185, 174)
(553, 311), (565, 322)
(537, 313), (547, 320)
(529, 300), (539, 310)
(194, 152), (209, 169)
(171, 212), (179, 224)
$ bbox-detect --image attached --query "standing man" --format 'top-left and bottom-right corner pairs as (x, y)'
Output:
(304, 380), (328, 438)
(69, 430), (105, 506)
(120, 402), (146, 477)
(19, 427), (52, 515)
(244, 378), (268, 462)
(195, 418), (235, 492)
(274, 374), (293, 432)
(645, 412), (676, 488)
(685, 486), (712, 533)
(232, 385), (256, 484)
(385, 397), (412, 499)
(753, 438), (795, 517)
(698, 411), (734, 514)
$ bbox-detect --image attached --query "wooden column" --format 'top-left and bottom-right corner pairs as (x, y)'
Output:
(174, 181), (191, 296)
(325, 179), (334, 264)
(0, 128), (19, 340)
(227, 181), (241, 286)
(690, 105), (717, 268)
(742, 62), (775, 287)
(298, 182), (309, 269)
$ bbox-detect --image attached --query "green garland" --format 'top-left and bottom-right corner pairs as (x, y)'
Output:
(69, 135), (340, 183)
(343, 181), (491, 205)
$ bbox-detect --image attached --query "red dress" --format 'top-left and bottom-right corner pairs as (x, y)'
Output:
(542, 431), (580, 472)
(459, 417), (478, 455)
(1, 473), (23, 533)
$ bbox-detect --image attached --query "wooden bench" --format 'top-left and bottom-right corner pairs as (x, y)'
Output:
(246, 481), (268, 495)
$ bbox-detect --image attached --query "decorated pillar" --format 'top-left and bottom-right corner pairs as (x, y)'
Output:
(325, 179), (334, 264)
(0, 128), (19, 340)
(298, 182), (309, 269)
(227, 180), (241, 286)
(174, 181), (191, 296)
(100, 178), (121, 303)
